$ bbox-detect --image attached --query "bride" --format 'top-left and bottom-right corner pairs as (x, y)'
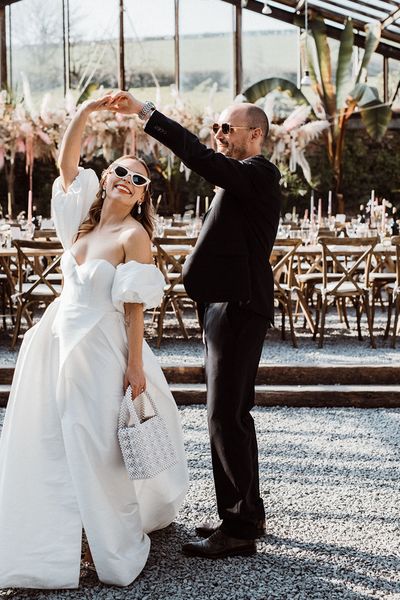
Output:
(0, 96), (189, 589)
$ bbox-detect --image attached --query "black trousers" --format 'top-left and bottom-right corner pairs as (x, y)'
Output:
(203, 302), (269, 540)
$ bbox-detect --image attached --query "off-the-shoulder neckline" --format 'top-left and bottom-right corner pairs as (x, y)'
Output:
(68, 249), (155, 271)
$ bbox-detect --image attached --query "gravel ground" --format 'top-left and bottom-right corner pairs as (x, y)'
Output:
(0, 405), (399, 600)
(1, 307), (399, 366)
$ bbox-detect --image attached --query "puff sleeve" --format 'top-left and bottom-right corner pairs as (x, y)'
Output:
(112, 261), (165, 312)
(51, 167), (99, 249)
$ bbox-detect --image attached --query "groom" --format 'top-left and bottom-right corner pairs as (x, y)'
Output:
(109, 91), (281, 558)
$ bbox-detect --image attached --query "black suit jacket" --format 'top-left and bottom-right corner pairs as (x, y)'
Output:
(145, 110), (281, 320)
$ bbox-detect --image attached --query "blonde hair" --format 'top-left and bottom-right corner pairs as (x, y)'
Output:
(76, 155), (155, 240)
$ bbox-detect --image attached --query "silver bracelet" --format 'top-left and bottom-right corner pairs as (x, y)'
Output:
(138, 101), (156, 120)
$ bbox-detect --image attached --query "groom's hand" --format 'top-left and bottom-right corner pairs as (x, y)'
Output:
(107, 91), (144, 116)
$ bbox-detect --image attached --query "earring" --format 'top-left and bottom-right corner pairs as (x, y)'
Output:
(137, 203), (142, 215)
(101, 188), (106, 200)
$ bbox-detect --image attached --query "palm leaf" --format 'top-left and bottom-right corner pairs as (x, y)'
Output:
(356, 22), (381, 83)
(360, 100), (392, 141)
(309, 16), (336, 118)
(336, 18), (354, 110)
(243, 78), (310, 105)
(349, 83), (379, 106)
(77, 83), (99, 105)
(299, 32), (326, 117)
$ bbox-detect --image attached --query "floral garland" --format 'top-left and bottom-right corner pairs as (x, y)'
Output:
(0, 87), (214, 175)
(0, 86), (327, 206)
(264, 103), (329, 185)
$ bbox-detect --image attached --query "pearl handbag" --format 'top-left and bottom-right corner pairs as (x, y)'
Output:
(118, 386), (178, 480)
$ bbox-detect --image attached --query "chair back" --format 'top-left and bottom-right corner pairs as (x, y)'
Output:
(12, 239), (63, 297)
(318, 236), (378, 294)
(153, 237), (196, 292)
(34, 229), (58, 241)
(391, 236), (400, 295)
(272, 239), (301, 294)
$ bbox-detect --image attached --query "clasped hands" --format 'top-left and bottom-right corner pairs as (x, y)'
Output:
(81, 91), (144, 116)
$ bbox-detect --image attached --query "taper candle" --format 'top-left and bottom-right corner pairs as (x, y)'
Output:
(27, 190), (33, 224)
(310, 191), (315, 223)
(328, 190), (332, 217)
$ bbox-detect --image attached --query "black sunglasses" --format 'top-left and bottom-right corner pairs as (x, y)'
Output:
(212, 123), (255, 135)
(112, 164), (151, 187)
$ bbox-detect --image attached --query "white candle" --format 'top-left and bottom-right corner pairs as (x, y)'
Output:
(328, 190), (332, 217)
(195, 195), (200, 218)
(310, 191), (315, 224)
(317, 197), (322, 225)
(205, 196), (209, 212)
(371, 189), (375, 205)
(27, 190), (33, 224)
(292, 205), (296, 220)
(382, 198), (386, 226)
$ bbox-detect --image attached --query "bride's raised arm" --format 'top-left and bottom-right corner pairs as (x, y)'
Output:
(58, 96), (112, 192)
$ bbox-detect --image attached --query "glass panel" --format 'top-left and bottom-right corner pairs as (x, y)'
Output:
(366, 52), (384, 99)
(179, 0), (234, 111)
(5, 4), (11, 89)
(9, 0), (64, 101)
(124, 0), (175, 104)
(389, 58), (400, 110)
(68, 0), (119, 91)
(242, 9), (299, 90)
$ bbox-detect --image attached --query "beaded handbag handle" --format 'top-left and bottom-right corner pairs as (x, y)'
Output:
(118, 386), (157, 429)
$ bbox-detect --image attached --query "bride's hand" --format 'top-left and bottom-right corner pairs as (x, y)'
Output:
(79, 95), (114, 113)
(124, 364), (146, 398)
(107, 91), (142, 115)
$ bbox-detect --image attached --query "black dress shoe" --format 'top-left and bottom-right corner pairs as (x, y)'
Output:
(182, 530), (257, 559)
(195, 519), (266, 539)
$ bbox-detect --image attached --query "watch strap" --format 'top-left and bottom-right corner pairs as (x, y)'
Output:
(138, 101), (156, 120)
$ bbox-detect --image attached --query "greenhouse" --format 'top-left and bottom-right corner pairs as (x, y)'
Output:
(0, 2), (399, 598)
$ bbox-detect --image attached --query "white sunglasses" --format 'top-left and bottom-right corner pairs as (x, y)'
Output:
(111, 164), (151, 188)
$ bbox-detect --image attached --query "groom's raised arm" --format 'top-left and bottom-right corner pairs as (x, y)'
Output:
(144, 110), (254, 193)
(106, 91), (277, 196)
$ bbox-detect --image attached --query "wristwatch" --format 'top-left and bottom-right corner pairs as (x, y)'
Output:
(138, 101), (156, 120)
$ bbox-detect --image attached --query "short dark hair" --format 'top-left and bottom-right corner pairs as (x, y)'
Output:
(244, 104), (269, 143)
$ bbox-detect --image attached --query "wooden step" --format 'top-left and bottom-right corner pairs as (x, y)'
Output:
(0, 368), (14, 385)
(0, 385), (10, 407)
(255, 365), (400, 386)
(1, 383), (399, 409)
(2, 363), (400, 409)
(1, 364), (399, 386)
(169, 383), (400, 408)
(164, 364), (400, 385)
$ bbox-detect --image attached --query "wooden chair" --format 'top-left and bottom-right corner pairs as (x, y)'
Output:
(153, 237), (197, 347)
(312, 237), (378, 348)
(383, 236), (400, 347)
(11, 240), (63, 346)
(272, 239), (302, 347)
(34, 229), (58, 241)
(369, 246), (397, 326)
(0, 268), (14, 330)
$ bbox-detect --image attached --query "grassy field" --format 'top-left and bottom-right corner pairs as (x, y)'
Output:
(11, 30), (299, 109)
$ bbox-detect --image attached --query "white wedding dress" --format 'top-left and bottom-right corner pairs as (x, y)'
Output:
(0, 168), (189, 589)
